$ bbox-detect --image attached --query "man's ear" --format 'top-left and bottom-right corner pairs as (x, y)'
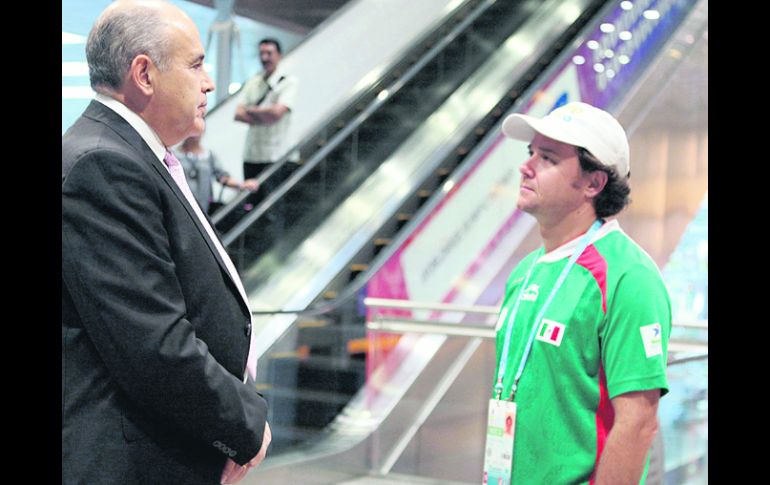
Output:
(585, 170), (608, 198)
(127, 54), (155, 96)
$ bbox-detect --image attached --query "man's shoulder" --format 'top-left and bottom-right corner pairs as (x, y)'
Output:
(594, 229), (664, 285)
(62, 117), (148, 184)
(271, 72), (299, 93)
(63, 117), (135, 159)
(272, 70), (297, 82)
(240, 75), (266, 99)
(244, 75), (266, 88)
(596, 226), (657, 267)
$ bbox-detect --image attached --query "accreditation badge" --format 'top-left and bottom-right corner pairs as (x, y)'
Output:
(482, 399), (516, 484)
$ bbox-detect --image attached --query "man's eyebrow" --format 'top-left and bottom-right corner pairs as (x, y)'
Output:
(530, 144), (560, 156)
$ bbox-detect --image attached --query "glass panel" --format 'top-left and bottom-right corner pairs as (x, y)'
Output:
(660, 357), (708, 485)
(660, 193), (708, 484)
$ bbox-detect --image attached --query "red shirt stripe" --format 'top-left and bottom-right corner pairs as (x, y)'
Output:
(578, 245), (612, 483)
(589, 366), (615, 484)
(577, 244), (608, 314)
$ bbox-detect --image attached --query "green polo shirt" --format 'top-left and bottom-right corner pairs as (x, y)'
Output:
(494, 220), (670, 484)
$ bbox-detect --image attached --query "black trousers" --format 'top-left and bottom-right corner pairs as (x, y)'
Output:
(242, 161), (298, 229)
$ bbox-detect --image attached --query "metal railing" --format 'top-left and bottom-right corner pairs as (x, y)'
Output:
(364, 297), (708, 355)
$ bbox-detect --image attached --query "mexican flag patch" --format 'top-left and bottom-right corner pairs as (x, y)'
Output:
(535, 319), (565, 347)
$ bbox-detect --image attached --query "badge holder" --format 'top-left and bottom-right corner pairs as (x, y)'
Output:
(482, 394), (516, 484)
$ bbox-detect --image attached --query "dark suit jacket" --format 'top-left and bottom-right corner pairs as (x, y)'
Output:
(62, 101), (267, 485)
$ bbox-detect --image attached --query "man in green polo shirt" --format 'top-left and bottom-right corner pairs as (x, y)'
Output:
(490, 102), (670, 484)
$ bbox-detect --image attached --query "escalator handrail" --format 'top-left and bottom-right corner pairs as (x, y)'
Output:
(218, 0), (499, 242)
(211, 153), (288, 224)
(242, 0), (616, 318)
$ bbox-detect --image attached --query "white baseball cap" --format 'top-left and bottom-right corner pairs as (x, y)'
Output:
(501, 102), (630, 177)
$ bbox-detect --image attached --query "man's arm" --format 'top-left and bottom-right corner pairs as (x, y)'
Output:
(594, 389), (660, 485)
(235, 103), (289, 125)
(234, 103), (255, 124)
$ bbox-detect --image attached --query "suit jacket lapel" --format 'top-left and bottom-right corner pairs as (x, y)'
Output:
(82, 101), (247, 311)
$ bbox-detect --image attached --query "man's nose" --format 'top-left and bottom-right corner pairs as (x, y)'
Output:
(520, 155), (536, 176)
(203, 70), (215, 93)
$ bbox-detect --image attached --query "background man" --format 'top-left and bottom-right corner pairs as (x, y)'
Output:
(492, 101), (671, 484)
(234, 38), (299, 224)
(62, 1), (270, 483)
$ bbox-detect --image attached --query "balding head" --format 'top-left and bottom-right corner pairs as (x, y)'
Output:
(86, 0), (189, 94)
(86, 0), (214, 146)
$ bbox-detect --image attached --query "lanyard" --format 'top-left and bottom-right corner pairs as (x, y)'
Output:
(494, 220), (603, 400)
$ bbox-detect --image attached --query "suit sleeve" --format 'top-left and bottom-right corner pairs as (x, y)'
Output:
(62, 149), (266, 465)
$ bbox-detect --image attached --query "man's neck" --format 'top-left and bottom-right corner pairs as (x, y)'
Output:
(538, 206), (599, 252)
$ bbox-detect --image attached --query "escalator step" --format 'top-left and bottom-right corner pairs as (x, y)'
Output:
(269, 346), (310, 360)
(347, 334), (401, 355)
(298, 323), (367, 356)
(374, 238), (392, 256)
(297, 319), (329, 329)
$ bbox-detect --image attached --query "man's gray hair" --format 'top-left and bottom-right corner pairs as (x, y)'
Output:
(86, 3), (173, 93)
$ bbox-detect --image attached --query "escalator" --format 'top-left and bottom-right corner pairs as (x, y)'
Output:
(225, 0), (611, 454)
(212, 0), (603, 286)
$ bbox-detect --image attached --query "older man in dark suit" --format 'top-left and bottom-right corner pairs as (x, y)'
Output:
(62, 1), (270, 483)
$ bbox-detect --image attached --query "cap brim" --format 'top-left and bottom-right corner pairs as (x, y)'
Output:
(502, 112), (586, 149)
(501, 114), (538, 142)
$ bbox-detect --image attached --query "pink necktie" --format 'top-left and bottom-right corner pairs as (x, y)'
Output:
(163, 150), (197, 201)
(163, 150), (258, 380)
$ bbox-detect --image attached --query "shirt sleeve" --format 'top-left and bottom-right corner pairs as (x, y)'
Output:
(241, 76), (264, 105)
(273, 75), (298, 111)
(601, 264), (672, 399)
